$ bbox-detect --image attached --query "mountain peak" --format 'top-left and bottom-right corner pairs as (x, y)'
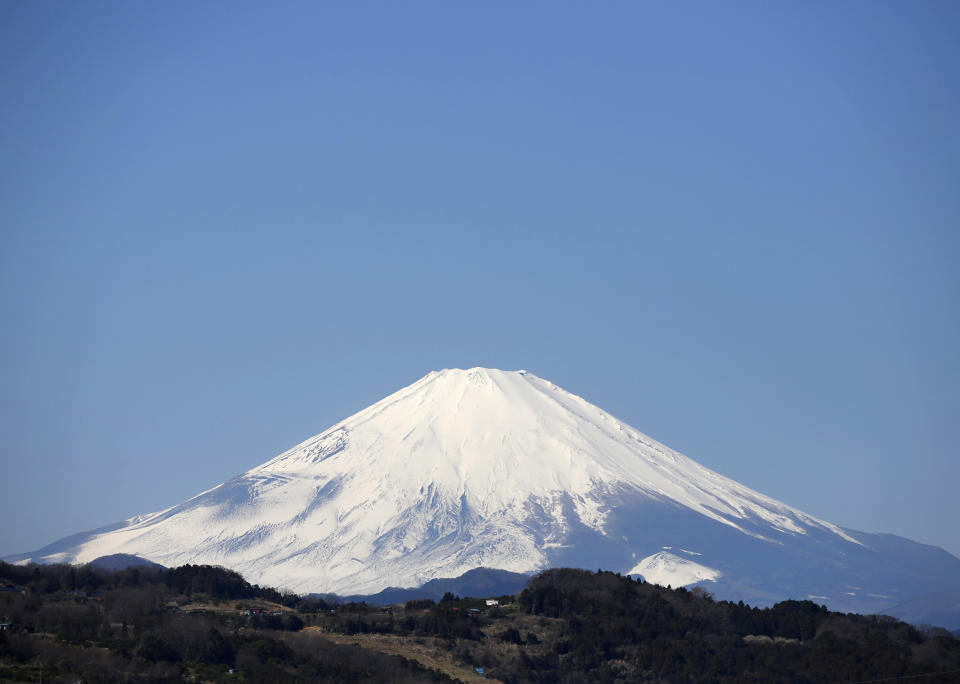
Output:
(423, 366), (531, 387)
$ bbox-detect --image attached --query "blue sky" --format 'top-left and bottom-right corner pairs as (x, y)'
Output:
(2, 1), (958, 560)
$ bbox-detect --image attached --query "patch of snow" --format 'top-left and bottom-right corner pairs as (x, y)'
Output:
(627, 551), (721, 587)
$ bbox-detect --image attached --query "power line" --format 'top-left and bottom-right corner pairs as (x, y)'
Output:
(848, 669), (960, 683)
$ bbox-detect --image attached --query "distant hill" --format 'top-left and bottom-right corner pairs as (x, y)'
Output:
(327, 567), (531, 605)
(88, 553), (165, 571)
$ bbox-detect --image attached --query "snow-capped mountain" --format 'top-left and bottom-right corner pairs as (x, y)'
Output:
(10, 368), (960, 615)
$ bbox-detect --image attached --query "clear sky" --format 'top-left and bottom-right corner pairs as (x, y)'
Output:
(1, 1), (958, 561)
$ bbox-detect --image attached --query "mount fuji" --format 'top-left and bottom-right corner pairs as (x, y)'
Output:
(10, 368), (960, 617)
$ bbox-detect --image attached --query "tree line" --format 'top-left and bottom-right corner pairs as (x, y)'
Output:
(3, 561), (959, 682)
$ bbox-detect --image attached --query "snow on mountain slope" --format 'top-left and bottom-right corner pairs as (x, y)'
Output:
(628, 551), (721, 587)
(10, 368), (959, 609)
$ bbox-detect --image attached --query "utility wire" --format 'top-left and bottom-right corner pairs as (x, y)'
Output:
(848, 669), (960, 683)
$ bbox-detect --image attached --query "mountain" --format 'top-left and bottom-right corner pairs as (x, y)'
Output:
(8, 368), (960, 615)
(882, 590), (960, 632)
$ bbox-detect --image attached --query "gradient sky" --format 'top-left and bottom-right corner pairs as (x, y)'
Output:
(2, 1), (958, 561)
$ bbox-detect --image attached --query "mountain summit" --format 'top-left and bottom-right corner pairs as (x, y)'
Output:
(12, 368), (960, 615)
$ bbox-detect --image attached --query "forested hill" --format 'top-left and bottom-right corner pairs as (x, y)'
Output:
(514, 569), (960, 682)
(2, 561), (959, 682)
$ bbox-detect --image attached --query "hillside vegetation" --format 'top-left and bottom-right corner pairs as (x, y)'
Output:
(2, 562), (959, 682)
